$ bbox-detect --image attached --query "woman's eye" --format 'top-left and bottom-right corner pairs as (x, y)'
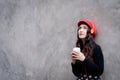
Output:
(78, 27), (81, 30)
(84, 26), (87, 29)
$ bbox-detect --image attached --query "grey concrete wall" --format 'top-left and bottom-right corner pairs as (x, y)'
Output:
(0, 0), (120, 80)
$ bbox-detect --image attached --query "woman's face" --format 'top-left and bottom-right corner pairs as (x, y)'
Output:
(78, 24), (89, 39)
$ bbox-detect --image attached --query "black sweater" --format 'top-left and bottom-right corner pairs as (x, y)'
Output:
(71, 44), (104, 77)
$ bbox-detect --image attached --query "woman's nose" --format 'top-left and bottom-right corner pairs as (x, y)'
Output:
(79, 30), (83, 33)
(79, 28), (84, 32)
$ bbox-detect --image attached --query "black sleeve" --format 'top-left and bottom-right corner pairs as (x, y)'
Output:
(83, 45), (104, 75)
(71, 61), (83, 77)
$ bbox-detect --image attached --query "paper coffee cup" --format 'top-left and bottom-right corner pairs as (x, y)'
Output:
(73, 47), (81, 53)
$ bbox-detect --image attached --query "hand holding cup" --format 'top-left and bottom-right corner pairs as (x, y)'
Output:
(71, 47), (85, 62)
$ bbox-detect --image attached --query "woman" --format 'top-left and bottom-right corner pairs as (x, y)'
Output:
(71, 20), (104, 80)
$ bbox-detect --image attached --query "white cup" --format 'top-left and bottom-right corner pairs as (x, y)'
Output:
(73, 47), (81, 53)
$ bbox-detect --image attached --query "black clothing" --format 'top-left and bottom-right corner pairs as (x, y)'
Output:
(71, 44), (104, 80)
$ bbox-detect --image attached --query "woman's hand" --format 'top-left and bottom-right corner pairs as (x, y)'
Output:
(71, 51), (85, 62)
(71, 51), (76, 64)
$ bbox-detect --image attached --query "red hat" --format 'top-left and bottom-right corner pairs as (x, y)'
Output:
(77, 20), (97, 38)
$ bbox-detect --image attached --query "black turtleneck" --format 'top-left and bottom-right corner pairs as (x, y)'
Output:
(71, 44), (104, 77)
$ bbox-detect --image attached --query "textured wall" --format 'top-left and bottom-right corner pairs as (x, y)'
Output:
(0, 0), (120, 80)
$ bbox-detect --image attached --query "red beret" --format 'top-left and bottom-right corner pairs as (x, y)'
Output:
(77, 20), (97, 38)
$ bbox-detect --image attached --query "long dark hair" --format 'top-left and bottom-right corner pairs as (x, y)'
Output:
(76, 23), (96, 61)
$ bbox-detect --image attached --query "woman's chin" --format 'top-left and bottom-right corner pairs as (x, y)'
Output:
(79, 36), (86, 39)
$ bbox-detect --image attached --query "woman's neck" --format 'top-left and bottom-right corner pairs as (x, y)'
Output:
(82, 38), (85, 45)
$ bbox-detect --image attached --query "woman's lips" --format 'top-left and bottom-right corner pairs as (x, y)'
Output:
(80, 33), (84, 36)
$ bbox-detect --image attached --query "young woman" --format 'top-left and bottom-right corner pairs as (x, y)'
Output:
(71, 20), (104, 80)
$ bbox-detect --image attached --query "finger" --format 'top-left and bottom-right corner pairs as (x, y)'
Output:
(72, 51), (79, 54)
(72, 54), (77, 57)
(72, 53), (80, 57)
(73, 57), (79, 60)
(72, 55), (79, 59)
(72, 51), (77, 53)
(72, 53), (79, 57)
